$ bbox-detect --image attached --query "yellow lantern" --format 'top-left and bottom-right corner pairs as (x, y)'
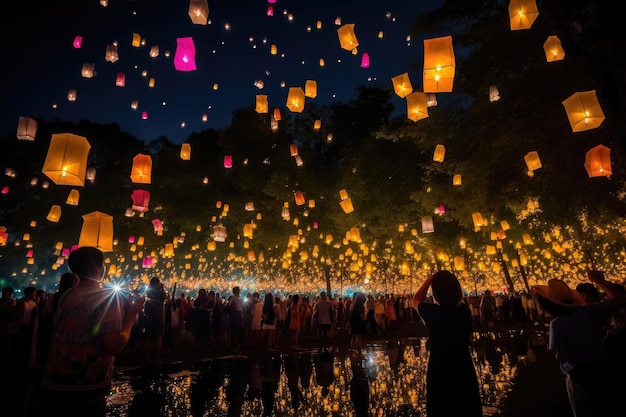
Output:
(42, 133), (91, 186)
(17, 117), (38, 141)
(78, 211), (114, 252)
(180, 143), (191, 160)
(305, 80), (317, 98)
(562, 90), (605, 132)
(522, 233), (533, 245)
(286, 87), (305, 113)
(584, 144), (612, 178)
(255, 95), (269, 113)
(391, 72), (413, 98)
(543, 35), (565, 62)
(508, 0), (539, 31)
(453, 174), (462, 186)
(66, 189), (80, 205)
(454, 256), (465, 271)
(337, 23), (359, 52)
(339, 189), (349, 200)
(130, 153), (152, 184)
(313, 120), (322, 130)
(46, 205), (62, 222)
(423, 35), (455, 93)
(433, 144), (445, 162)
(472, 212), (485, 229)
(406, 92), (428, 122)
(188, 0), (209, 25)
(340, 198), (354, 214)
(524, 151), (542, 173)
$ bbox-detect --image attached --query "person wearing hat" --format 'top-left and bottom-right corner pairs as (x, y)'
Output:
(533, 271), (625, 417)
(412, 270), (483, 417)
(38, 246), (145, 417)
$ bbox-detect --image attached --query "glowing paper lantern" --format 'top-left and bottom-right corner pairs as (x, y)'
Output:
(66, 189), (80, 205)
(132, 33), (141, 47)
(1, 186), (8, 195)
(489, 85), (500, 102)
(340, 198), (354, 214)
(81, 63), (95, 78)
(314, 120), (322, 130)
(543, 35), (565, 62)
(130, 153), (152, 184)
(42, 133), (91, 186)
(290, 144), (299, 156)
(46, 205), (61, 222)
(524, 151), (542, 174)
(286, 87), (305, 113)
(16, 117), (38, 141)
(391, 73), (413, 98)
(433, 144), (445, 162)
(180, 143), (191, 160)
(266, 5), (273, 16)
(406, 92), (428, 122)
(337, 23), (359, 52)
(256, 95), (269, 113)
(67, 89), (77, 101)
(149, 45), (159, 58)
(174, 37), (197, 72)
(423, 35), (455, 93)
(78, 211), (114, 252)
(188, 0), (209, 24)
(360, 53), (370, 68)
(224, 155), (233, 168)
(213, 225), (227, 242)
(116, 72), (125, 87)
(105, 44), (119, 63)
(305, 80), (317, 98)
(73, 36), (83, 48)
(422, 216), (434, 233)
(273, 108), (282, 121)
(562, 90), (605, 132)
(294, 191), (305, 206)
(131, 189), (150, 213)
(584, 145), (612, 178)
(270, 44), (278, 55)
(508, 0), (539, 31)
(86, 167), (96, 182)
(152, 218), (163, 232)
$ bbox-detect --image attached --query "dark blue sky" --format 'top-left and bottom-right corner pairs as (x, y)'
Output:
(2, 0), (442, 143)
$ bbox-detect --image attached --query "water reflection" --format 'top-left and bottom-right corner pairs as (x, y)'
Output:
(108, 329), (547, 417)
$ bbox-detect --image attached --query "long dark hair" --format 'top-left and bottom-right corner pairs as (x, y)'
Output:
(263, 293), (275, 322)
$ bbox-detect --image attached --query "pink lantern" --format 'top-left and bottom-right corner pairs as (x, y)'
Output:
(313, 222), (318, 229)
(1, 186), (8, 194)
(73, 36), (83, 48)
(224, 155), (233, 168)
(266, 5), (273, 16)
(116, 72), (125, 87)
(128, 235), (135, 243)
(360, 52), (370, 68)
(268, 0), (276, 3)
(142, 257), (153, 268)
(174, 37), (197, 72)
(26, 249), (34, 258)
(151, 218), (163, 232)
(141, 111), (148, 120)
(63, 248), (72, 257)
(131, 189), (150, 213)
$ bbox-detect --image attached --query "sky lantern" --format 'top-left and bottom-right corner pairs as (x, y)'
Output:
(489, 85), (500, 102)
(391, 72), (413, 98)
(213, 225), (227, 242)
(584, 144), (612, 178)
(543, 35), (565, 62)
(422, 216), (434, 233)
(66, 189), (80, 205)
(360, 52), (370, 68)
(67, 89), (77, 101)
(314, 120), (322, 130)
(286, 87), (305, 113)
(508, 0), (539, 31)
(180, 143), (191, 160)
(340, 198), (354, 213)
(433, 144), (445, 162)
(562, 90), (605, 132)
(224, 155), (233, 168)
(42, 133), (91, 186)
(174, 37), (197, 71)
(423, 35), (455, 93)
(16, 117), (37, 141)
(131, 189), (150, 212)
(151, 218), (163, 233)
(149, 45), (159, 58)
(426, 93), (437, 107)
(46, 205), (61, 222)
(266, 5), (273, 16)
(86, 167), (96, 182)
(270, 44), (278, 55)
(337, 23), (359, 53)
(188, 0), (209, 25)
(273, 108), (281, 121)
(130, 153), (152, 184)
(255, 95), (269, 113)
(305, 80), (317, 98)
(105, 44), (119, 63)
(141, 111), (148, 120)
(1, 186), (8, 195)
(524, 151), (542, 176)
(132, 33), (141, 47)
(81, 63), (95, 78)
(116, 72), (125, 87)
(294, 191), (305, 206)
(290, 144), (298, 157)
(73, 36), (83, 48)
(406, 92), (428, 122)
(78, 211), (114, 252)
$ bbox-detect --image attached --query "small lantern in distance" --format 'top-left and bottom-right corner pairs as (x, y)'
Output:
(584, 144), (611, 178)
(16, 117), (37, 141)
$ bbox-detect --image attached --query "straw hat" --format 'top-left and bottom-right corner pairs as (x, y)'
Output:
(533, 278), (583, 308)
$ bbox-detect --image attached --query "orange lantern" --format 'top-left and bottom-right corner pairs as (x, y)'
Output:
(406, 92), (428, 122)
(313, 120), (322, 130)
(337, 23), (359, 52)
(273, 108), (282, 121)
(433, 144), (445, 162)
(423, 35), (455, 93)
(255, 95), (269, 113)
(543, 35), (565, 62)
(340, 198), (354, 213)
(524, 151), (542, 173)
(132, 33), (141, 47)
(16, 117), (38, 141)
(46, 205), (62, 222)
(188, 0), (209, 25)
(130, 153), (152, 184)
(584, 145), (611, 178)
(305, 80), (317, 98)
(286, 87), (305, 113)
(180, 143), (191, 160)
(391, 73), (413, 98)
(294, 191), (305, 206)
(66, 189), (80, 205)
(562, 90), (605, 132)
(78, 211), (114, 252)
(42, 133), (91, 186)
(453, 174), (462, 186)
(290, 144), (299, 156)
(508, 0), (539, 31)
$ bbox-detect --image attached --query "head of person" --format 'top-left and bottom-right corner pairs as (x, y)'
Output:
(233, 286), (240, 296)
(320, 291), (327, 299)
(68, 246), (105, 282)
(576, 282), (602, 304)
(23, 286), (37, 300)
(431, 270), (463, 306)
(149, 276), (160, 287)
(58, 272), (77, 292)
(533, 278), (583, 317)
(1, 286), (14, 299)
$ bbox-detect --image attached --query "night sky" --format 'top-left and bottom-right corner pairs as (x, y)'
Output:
(2, 0), (443, 143)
